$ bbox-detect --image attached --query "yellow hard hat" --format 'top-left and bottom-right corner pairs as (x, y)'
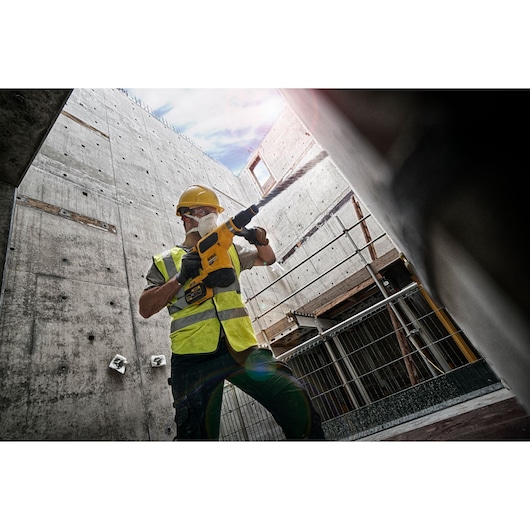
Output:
(176, 185), (225, 216)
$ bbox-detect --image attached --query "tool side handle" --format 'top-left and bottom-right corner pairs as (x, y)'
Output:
(232, 205), (259, 229)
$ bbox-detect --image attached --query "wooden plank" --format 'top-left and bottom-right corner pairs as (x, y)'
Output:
(384, 398), (530, 441)
(16, 195), (117, 234)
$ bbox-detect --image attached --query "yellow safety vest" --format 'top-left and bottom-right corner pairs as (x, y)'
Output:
(152, 245), (258, 354)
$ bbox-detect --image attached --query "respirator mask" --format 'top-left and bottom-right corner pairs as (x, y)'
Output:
(186, 212), (219, 237)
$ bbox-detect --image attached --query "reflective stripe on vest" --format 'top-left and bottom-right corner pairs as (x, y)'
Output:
(152, 244), (258, 354)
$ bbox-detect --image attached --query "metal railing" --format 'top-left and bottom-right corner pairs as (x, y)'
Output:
(219, 280), (491, 441)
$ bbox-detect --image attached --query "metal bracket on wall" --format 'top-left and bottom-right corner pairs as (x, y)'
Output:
(150, 355), (166, 367)
(109, 354), (128, 374)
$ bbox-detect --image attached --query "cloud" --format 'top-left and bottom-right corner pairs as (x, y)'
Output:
(151, 102), (174, 119)
(127, 88), (286, 174)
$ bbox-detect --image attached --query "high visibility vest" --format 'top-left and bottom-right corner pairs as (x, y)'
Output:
(152, 245), (258, 355)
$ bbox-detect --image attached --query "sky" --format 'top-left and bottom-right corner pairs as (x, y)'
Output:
(125, 89), (286, 175)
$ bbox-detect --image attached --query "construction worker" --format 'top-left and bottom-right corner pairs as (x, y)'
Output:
(139, 184), (326, 441)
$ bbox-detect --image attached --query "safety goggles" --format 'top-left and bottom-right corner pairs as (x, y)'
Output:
(183, 206), (216, 218)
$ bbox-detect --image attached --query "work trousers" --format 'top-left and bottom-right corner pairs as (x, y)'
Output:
(170, 339), (326, 441)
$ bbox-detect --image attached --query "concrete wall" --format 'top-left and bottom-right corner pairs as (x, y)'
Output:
(0, 88), (395, 440)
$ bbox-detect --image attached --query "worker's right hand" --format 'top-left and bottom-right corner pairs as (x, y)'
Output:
(177, 251), (201, 284)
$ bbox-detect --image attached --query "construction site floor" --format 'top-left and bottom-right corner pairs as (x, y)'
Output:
(358, 388), (530, 441)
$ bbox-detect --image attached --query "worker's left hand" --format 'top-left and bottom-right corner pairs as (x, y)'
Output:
(241, 227), (269, 246)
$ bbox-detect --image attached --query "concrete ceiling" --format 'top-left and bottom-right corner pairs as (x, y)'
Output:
(0, 89), (72, 188)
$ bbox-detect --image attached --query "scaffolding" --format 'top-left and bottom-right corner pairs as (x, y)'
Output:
(219, 198), (495, 441)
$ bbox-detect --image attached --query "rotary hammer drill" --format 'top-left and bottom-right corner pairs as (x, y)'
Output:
(183, 204), (260, 305)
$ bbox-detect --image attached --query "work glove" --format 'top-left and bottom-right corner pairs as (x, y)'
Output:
(240, 227), (269, 246)
(176, 251), (201, 285)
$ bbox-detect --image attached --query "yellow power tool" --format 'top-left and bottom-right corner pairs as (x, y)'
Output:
(184, 204), (259, 305)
